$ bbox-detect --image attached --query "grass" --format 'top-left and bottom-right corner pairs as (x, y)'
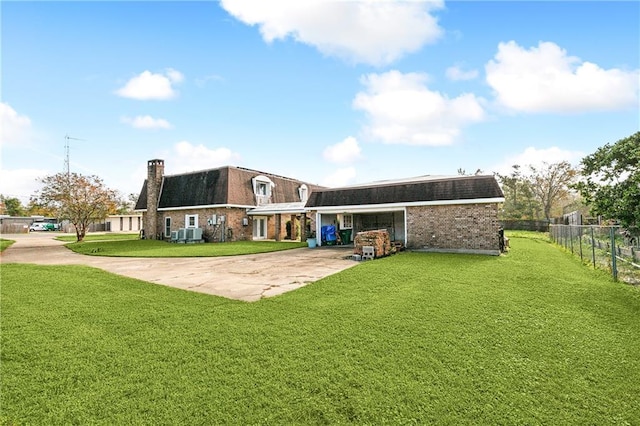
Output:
(2, 234), (639, 424)
(65, 239), (308, 257)
(0, 239), (15, 252)
(55, 233), (140, 242)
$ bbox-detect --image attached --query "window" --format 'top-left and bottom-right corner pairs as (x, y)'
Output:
(129, 217), (133, 231)
(339, 214), (353, 229)
(257, 182), (268, 195)
(165, 217), (171, 236)
(185, 214), (198, 228)
(252, 175), (275, 205)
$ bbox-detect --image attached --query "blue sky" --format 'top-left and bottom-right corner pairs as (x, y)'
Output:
(2, 1), (638, 203)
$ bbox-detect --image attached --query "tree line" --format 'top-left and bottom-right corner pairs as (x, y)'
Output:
(495, 162), (578, 222)
(492, 132), (638, 234)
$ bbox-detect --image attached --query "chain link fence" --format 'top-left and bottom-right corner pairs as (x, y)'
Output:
(549, 225), (640, 284)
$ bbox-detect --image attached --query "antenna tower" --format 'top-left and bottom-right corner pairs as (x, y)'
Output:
(64, 134), (85, 176)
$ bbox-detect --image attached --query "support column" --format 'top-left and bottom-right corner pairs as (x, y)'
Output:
(290, 214), (298, 240)
(275, 214), (282, 241)
(300, 214), (307, 242)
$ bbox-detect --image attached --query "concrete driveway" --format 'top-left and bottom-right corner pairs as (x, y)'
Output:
(0, 233), (358, 302)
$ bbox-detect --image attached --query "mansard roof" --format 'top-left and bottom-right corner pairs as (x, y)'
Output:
(305, 175), (504, 208)
(135, 166), (320, 210)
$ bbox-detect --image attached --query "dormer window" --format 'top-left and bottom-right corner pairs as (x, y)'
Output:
(299, 184), (308, 202)
(252, 175), (275, 205)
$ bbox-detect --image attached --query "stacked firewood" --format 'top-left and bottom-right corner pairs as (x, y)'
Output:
(353, 229), (392, 258)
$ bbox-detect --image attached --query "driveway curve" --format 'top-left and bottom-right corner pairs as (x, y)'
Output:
(1, 233), (357, 302)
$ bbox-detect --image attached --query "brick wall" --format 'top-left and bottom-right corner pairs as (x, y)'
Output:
(157, 207), (252, 241)
(142, 209), (314, 242)
(406, 203), (501, 254)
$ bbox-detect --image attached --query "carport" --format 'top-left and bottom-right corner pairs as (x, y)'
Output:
(310, 206), (406, 247)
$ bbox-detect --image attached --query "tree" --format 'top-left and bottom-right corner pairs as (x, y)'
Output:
(495, 165), (538, 219)
(0, 195), (26, 216)
(527, 161), (577, 221)
(113, 192), (139, 214)
(26, 199), (57, 217)
(32, 172), (118, 242)
(574, 132), (640, 232)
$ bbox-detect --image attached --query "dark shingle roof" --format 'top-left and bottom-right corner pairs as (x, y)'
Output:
(305, 175), (504, 208)
(135, 166), (321, 210)
(134, 180), (148, 210)
(159, 168), (229, 208)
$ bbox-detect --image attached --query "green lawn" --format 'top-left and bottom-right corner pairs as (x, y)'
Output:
(2, 235), (639, 424)
(55, 233), (140, 242)
(65, 239), (307, 257)
(0, 239), (15, 251)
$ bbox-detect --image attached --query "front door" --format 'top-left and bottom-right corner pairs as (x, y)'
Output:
(253, 217), (267, 239)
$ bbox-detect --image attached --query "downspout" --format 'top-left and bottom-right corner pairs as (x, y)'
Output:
(403, 206), (408, 246)
(316, 212), (321, 247)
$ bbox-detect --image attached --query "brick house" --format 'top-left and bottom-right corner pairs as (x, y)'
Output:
(135, 159), (504, 254)
(135, 159), (322, 242)
(304, 175), (505, 255)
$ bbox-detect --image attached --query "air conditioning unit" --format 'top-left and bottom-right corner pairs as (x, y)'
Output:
(192, 228), (203, 240)
(177, 228), (186, 241)
(186, 228), (195, 240)
(170, 231), (178, 242)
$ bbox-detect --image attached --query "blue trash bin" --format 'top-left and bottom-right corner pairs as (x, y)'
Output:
(321, 225), (337, 245)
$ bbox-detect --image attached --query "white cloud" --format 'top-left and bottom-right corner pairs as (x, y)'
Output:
(445, 65), (478, 81)
(492, 146), (584, 175)
(353, 70), (485, 146)
(195, 74), (224, 88)
(121, 115), (173, 130)
(486, 41), (640, 113)
(220, 0), (443, 66)
(0, 102), (32, 145)
(0, 168), (49, 203)
(323, 136), (362, 164)
(115, 69), (184, 100)
(321, 167), (357, 188)
(168, 141), (241, 173)
(165, 68), (184, 84)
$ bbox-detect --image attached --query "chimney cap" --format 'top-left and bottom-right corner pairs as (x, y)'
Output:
(148, 159), (164, 165)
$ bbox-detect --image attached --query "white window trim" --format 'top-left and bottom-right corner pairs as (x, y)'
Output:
(298, 184), (309, 202)
(252, 175), (275, 197)
(165, 217), (171, 236)
(185, 214), (198, 229)
(341, 213), (353, 229)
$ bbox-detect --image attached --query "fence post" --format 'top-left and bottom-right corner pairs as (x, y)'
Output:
(569, 225), (574, 254)
(578, 226), (583, 261)
(610, 227), (618, 281)
(590, 226), (596, 269)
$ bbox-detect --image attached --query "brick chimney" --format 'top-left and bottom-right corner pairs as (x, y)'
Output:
(145, 159), (164, 239)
